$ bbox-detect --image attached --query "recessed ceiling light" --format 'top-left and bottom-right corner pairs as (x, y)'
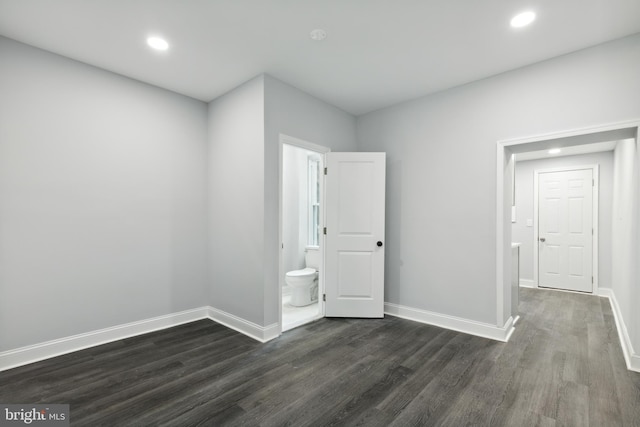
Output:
(548, 148), (561, 155)
(510, 11), (536, 28)
(309, 29), (327, 41)
(147, 36), (169, 51)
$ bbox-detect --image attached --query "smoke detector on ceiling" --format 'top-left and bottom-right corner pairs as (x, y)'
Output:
(309, 29), (327, 41)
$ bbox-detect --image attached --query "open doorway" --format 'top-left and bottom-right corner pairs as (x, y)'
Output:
(279, 135), (329, 332)
(278, 135), (388, 333)
(496, 120), (639, 331)
(514, 152), (606, 294)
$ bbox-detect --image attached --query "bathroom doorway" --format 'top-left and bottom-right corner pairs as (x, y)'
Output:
(279, 135), (329, 331)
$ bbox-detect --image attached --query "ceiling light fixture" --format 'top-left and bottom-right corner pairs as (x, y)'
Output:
(548, 148), (562, 155)
(147, 36), (169, 51)
(510, 11), (536, 28)
(309, 29), (327, 41)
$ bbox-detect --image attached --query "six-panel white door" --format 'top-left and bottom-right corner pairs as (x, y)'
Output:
(538, 169), (593, 292)
(324, 152), (386, 317)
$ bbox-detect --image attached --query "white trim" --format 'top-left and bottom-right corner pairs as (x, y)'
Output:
(519, 279), (536, 288)
(533, 168), (539, 287)
(1, 306), (283, 372)
(0, 307), (209, 372)
(279, 133), (330, 154)
(496, 119), (640, 336)
(496, 146), (506, 327)
(533, 164), (599, 294)
(282, 313), (324, 332)
(384, 303), (515, 342)
(498, 119), (639, 147)
(207, 307), (280, 343)
(598, 289), (640, 372)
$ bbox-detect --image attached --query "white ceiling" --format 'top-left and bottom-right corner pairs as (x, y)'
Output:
(1, 0), (639, 115)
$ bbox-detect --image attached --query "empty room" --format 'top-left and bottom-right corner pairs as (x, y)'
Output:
(1, 1), (640, 425)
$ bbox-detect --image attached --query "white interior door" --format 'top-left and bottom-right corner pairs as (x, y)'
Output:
(324, 152), (386, 317)
(538, 169), (593, 292)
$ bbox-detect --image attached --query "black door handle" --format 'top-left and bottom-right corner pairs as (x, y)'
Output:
(377, 241), (383, 247)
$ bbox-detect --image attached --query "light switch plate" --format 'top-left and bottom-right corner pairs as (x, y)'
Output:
(526, 219), (533, 227)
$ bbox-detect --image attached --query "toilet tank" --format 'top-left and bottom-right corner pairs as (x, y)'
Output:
(305, 246), (320, 269)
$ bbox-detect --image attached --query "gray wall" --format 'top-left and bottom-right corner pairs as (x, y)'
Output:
(207, 75), (266, 325)
(4, 28), (639, 358)
(0, 37), (209, 351)
(356, 33), (640, 326)
(513, 151), (614, 287)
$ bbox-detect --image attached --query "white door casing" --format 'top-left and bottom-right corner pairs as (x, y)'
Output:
(324, 152), (386, 317)
(538, 168), (594, 293)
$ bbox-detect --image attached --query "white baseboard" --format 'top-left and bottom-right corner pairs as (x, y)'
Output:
(384, 302), (515, 342)
(0, 307), (210, 372)
(0, 306), (283, 372)
(207, 307), (280, 343)
(598, 288), (640, 372)
(519, 279), (536, 288)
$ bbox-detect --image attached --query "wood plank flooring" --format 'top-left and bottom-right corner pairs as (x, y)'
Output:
(1, 288), (639, 426)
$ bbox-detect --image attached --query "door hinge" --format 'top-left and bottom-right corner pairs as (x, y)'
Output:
(324, 167), (327, 175)
(592, 276), (594, 284)
(323, 227), (327, 235)
(323, 294), (326, 302)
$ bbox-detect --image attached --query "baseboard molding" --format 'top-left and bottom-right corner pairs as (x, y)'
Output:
(384, 302), (515, 342)
(519, 279), (536, 288)
(0, 307), (210, 372)
(207, 307), (280, 343)
(1, 306), (283, 372)
(598, 288), (640, 372)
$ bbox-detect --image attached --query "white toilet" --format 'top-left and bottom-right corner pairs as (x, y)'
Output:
(285, 246), (319, 307)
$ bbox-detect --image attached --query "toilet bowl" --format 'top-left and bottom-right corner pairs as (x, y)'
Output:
(285, 247), (319, 307)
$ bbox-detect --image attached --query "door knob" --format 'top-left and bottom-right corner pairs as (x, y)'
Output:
(377, 241), (383, 247)
(539, 237), (546, 242)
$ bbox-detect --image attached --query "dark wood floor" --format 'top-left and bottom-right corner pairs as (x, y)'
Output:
(2, 288), (640, 426)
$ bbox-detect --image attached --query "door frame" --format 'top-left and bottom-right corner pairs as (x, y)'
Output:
(533, 165), (599, 294)
(495, 119), (639, 329)
(278, 134), (330, 334)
